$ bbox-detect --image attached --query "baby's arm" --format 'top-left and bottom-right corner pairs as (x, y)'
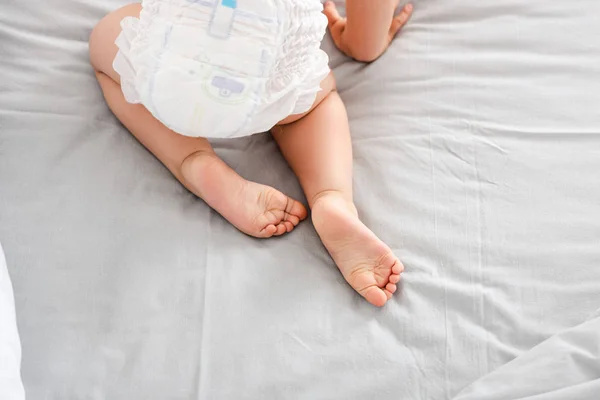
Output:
(324, 1), (412, 62)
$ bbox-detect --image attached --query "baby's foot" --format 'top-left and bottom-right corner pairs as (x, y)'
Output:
(181, 151), (308, 238)
(312, 193), (403, 307)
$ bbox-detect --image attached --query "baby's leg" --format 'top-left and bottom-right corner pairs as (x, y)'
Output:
(89, 4), (306, 237)
(272, 76), (403, 307)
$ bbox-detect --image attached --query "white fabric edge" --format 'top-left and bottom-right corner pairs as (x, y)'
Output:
(0, 242), (26, 400)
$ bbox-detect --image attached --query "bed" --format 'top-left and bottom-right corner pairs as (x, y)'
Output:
(1, 0), (599, 398)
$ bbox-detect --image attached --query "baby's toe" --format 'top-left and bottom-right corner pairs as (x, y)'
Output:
(385, 282), (397, 294)
(383, 288), (394, 301)
(284, 221), (294, 232)
(261, 224), (278, 238)
(389, 274), (401, 284)
(274, 223), (288, 236)
(362, 286), (388, 307)
(285, 213), (300, 226)
(392, 260), (404, 274)
(286, 198), (308, 220)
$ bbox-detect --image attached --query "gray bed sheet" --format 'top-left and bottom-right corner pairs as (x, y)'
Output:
(1, 0), (600, 399)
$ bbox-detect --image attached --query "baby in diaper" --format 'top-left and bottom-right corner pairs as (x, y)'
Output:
(89, 0), (413, 307)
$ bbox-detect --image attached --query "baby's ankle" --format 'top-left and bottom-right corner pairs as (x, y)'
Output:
(310, 190), (356, 213)
(178, 149), (220, 187)
(180, 148), (216, 171)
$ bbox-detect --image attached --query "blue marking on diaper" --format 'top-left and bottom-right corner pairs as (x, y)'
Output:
(208, 0), (236, 39)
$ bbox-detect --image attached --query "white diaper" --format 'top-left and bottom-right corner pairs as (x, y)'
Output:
(113, 0), (330, 138)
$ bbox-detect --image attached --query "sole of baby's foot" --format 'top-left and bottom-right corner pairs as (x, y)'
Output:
(311, 193), (404, 307)
(180, 151), (308, 238)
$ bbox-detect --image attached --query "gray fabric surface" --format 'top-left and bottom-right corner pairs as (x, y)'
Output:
(1, 0), (600, 399)
(455, 312), (600, 400)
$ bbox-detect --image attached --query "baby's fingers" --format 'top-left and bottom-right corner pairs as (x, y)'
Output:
(323, 1), (343, 30)
(323, 1), (347, 52)
(389, 3), (413, 38)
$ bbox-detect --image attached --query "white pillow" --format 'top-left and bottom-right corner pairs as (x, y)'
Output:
(0, 242), (25, 400)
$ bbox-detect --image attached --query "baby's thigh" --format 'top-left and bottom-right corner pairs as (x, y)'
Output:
(277, 72), (337, 126)
(89, 3), (141, 82)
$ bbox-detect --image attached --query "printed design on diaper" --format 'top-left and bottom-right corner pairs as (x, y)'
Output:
(211, 75), (244, 97)
(203, 68), (250, 104)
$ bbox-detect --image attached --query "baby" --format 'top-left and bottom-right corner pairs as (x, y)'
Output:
(89, 0), (413, 307)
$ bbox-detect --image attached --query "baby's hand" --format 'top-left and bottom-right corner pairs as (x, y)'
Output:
(324, 1), (413, 62)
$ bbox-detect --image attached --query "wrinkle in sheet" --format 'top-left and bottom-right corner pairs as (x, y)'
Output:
(406, 346), (428, 381)
(194, 221), (212, 400)
(0, 108), (88, 120)
(423, 22), (453, 399)
(468, 122), (492, 378)
(285, 332), (315, 354)
(524, 379), (600, 400)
